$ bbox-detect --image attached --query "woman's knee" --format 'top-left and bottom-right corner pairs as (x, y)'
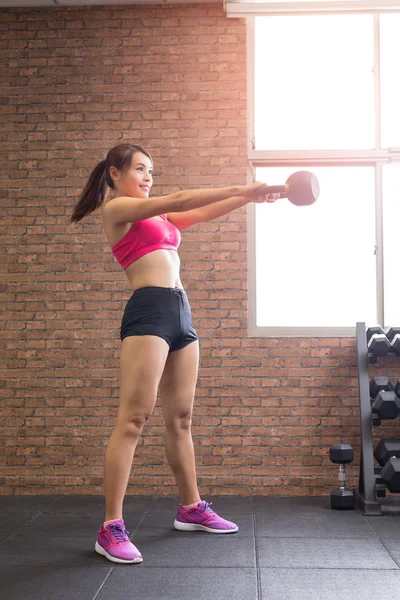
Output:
(116, 386), (157, 435)
(164, 409), (193, 433)
(116, 414), (150, 439)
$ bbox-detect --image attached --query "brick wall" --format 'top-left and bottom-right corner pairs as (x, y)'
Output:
(1, 3), (397, 498)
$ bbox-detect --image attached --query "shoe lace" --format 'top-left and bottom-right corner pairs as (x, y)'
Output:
(201, 501), (217, 515)
(108, 523), (129, 543)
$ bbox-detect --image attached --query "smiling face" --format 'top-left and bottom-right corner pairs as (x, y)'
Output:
(110, 152), (153, 198)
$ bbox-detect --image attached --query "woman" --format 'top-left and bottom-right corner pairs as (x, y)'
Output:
(71, 143), (276, 564)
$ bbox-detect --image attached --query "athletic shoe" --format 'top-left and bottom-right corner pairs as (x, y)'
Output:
(95, 518), (143, 564)
(174, 500), (239, 533)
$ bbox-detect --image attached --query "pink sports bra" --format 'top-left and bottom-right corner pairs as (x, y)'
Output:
(111, 214), (181, 270)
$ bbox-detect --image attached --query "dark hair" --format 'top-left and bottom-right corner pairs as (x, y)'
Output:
(70, 143), (152, 223)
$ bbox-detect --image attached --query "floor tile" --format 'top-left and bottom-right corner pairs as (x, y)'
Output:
(47, 494), (154, 514)
(205, 496), (254, 512)
(366, 516), (400, 539)
(1, 566), (111, 600)
(256, 511), (376, 539)
(99, 567), (258, 600)
(253, 496), (355, 515)
(131, 534), (256, 567)
(42, 495), (106, 514)
(260, 568), (400, 600)
(9, 512), (143, 538)
(380, 539), (400, 566)
(0, 535), (104, 567)
(0, 496), (56, 514)
(0, 513), (40, 537)
(257, 537), (398, 569)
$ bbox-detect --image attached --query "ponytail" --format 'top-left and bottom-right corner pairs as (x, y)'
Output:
(70, 159), (108, 223)
(71, 143), (152, 223)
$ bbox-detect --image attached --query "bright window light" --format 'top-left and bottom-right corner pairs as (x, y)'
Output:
(252, 13), (400, 332)
(382, 162), (400, 324)
(255, 166), (377, 327)
(254, 15), (375, 149)
(380, 14), (400, 148)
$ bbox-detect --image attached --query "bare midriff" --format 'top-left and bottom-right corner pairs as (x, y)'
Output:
(123, 248), (183, 293)
(103, 212), (183, 293)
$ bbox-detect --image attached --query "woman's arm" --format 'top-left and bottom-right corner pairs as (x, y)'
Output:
(166, 196), (248, 230)
(167, 190), (278, 230)
(104, 182), (268, 225)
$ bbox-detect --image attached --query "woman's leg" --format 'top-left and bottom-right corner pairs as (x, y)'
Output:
(104, 335), (170, 521)
(158, 340), (200, 506)
(159, 337), (238, 534)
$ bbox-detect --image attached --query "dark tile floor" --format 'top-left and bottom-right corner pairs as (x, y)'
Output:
(1, 495), (400, 599)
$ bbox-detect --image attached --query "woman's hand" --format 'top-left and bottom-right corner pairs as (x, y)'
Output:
(240, 181), (280, 204)
(252, 191), (281, 204)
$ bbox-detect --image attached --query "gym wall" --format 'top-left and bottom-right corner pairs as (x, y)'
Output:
(2, 3), (399, 497)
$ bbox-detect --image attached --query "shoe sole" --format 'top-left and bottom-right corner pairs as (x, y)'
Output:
(174, 519), (238, 534)
(95, 541), (143, 564)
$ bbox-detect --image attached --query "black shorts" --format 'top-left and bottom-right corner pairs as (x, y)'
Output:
(120, 286), (198, 352)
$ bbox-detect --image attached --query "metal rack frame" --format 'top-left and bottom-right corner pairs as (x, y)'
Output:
(355, 321), (400, 515)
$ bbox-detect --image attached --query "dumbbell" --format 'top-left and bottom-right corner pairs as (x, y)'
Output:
(329, 444), (355, 510)
(381, 458), (400, 493)
(370, 376), (394, 398)
(369, 376), (400, 421)
(366, 326), (391, 357)
(264, 171), (319, 206)
(386, 327), (400, 356)
(374, 438), (400, 493)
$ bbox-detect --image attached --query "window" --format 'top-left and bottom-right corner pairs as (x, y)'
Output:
(382, 162), (400, 325)
(246, 12), (400, 336)
(254, 15), (375, 150)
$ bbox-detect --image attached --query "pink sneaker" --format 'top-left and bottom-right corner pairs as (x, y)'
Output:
(95, 519), (143, 564)
(174, 500), (239, 534)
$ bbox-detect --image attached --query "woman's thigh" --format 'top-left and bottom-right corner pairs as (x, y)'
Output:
(117, 334), (170, 424)
(159, 340), (200, 426)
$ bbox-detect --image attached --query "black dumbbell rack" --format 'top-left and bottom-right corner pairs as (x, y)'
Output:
(355, 322), (400, 515)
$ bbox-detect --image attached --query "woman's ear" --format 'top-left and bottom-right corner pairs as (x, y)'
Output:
(109, 166), (119, 183)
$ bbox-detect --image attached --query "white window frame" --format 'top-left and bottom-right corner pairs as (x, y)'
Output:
(244, 12), (400, 337)
(225, 1), (400, 17)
